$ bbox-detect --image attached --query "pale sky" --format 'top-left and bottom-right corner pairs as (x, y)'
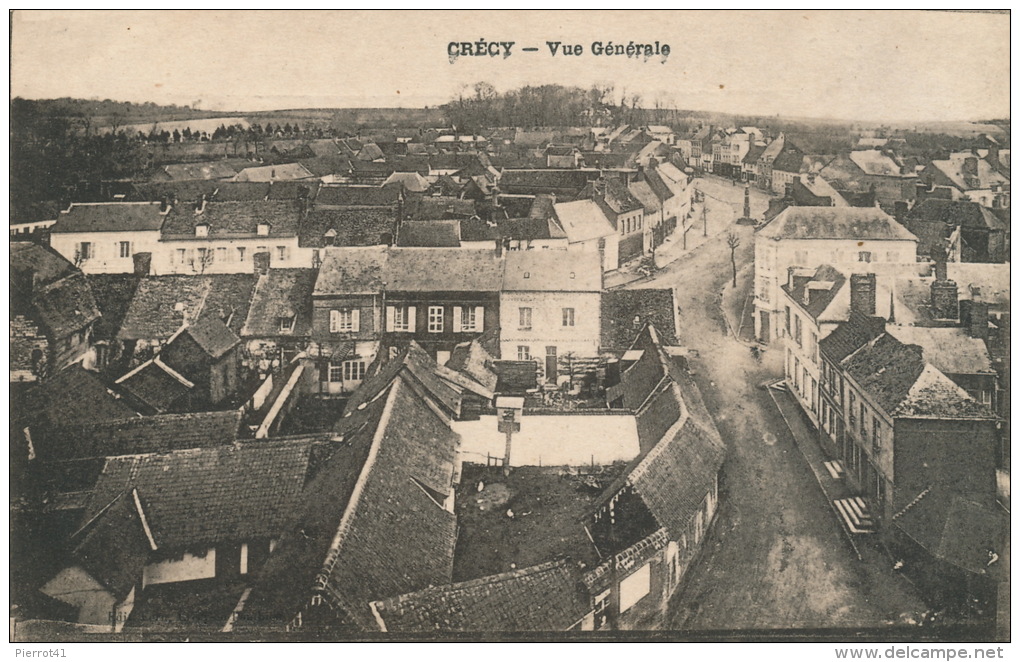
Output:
(10, 10), (1010, 122)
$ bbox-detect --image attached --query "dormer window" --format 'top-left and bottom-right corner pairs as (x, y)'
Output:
(257, 223), (270, 237)
(279, 316), (295, 332)
(523, 272), (530, 279)
(195, 223), (209, 237)
(324, 228), (337, 247)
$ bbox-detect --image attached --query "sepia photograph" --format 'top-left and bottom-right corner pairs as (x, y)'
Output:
(7, 9), (1011, 651)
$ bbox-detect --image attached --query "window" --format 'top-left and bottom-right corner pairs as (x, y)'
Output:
(619, 564), (651, 613)
(794, 315), (802, 346)
(343, 360), (366, 382)
(196, 247), (208, 266)
(328, 361), (344, 383)
(329, 309), (359, 333)
(277, 246), (288, 261)
(388, 305), (415, 332)
(177, 248), (187, 264)
(216, 247), (227, 263)
(428, 306), (444, 333)
(517, 345), (531, 361)
(257, 223), (270, 236)
(592, 590), (610, 630)
(119, 241), (131, 258)
(858, 251), (872, 263)
(794, 250), (808, 265)
(457, 306), (479, 332)
(784, 306), (791, 335)
(279, 316), (295, 332)
(237, 247), (246, 261)
(78, 242), (92, 260)
(195, 224), (209, 237)
(562, 308), (575, 327)
(872, 418), (881, 451)
(519, 307), (532, 330)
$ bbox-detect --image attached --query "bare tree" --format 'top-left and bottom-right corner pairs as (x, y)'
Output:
(726, 233), (741, 287)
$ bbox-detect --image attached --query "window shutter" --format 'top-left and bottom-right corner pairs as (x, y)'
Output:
(475, 306), (484, 330)
(407, 306), (416, 332)
(351, 309), (360, 333)
(453, 306), (462, 333)
(386, 306), (395, 331)
(319, 360), (329, 381)
(329, 310), (339, 333)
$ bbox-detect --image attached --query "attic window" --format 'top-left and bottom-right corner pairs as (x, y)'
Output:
(195, 224), (209, 237)
(257, 223), (270, 237)
(569, 272), (575, 279)
(324, 228), (337, 247)
(279, 316), (295, 332)
(523, 272), (530, 279)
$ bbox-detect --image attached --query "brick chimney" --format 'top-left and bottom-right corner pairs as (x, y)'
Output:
(963, 156), (979, 178)
(930, 280), (959, 321)
(849, 273), (877, 315)
(253, 251), (271, 276)
(784, 182), (794, 199)
(132, 252), (152, 276)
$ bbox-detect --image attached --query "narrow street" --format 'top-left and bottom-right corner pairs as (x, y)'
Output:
(622, 177), (927, 631)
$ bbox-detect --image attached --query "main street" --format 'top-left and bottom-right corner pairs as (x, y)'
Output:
(624, 176), (927, 630)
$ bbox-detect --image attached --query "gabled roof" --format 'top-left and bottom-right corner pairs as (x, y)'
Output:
(16, 267), (101, 339)
(499, 169), (593, 196)
(85, 439), (325, 550)
(86, 273), (142, 341)
(115, 359), (194, 413)
(447, 334), (499, 393)
(906, 199), (1006, 231)
(819, 311), (886, 364)
(385, 248), (504, 292)
(241, 269), (317, 337)
(886, 326), (994, 376)
(160, 161), (238, 181)
(396, 220), (461, 247)
(209, 182), (271, 202)
(128, 180), (220, 204)
(69, 491), (153, 600)
(313, 247), (389, 296)
(161, 200), (303, 239)
(629, 180), (661, 213)
(782, 264), (847, 320)
(300, 207), (396, 248)
(583, 178), (643, 215)
(31, 411), (241, 463)
(267, 179), (320, 202)
(502, 250), (601, 292)
(382, 171), (429, 193)
(848, 150), (905, 177)
(16, 364), (138, 430)
(757, 206), (917, 242)
(118, 274), (257, 340)
(51, 202), (166, 234)
(600, 289), (679, 351)
(655, 162), (689, 196)
(553, 199), (615, 243)
(929, 152), (1009, 191)
(372, 559), (591, 632)
(232, 162), (316, 182)
(405, 196), (477, 221)
(315, 185), (403, 207)
(344, 342), (466, 420)
(742, 143), (766, 164)
(175, 314), (241, 360)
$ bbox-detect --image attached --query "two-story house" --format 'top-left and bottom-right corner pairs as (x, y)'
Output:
(156, 200), (306, 274)
(49, 202), (169, 274)
(582, 178), (646, 264)
(499, 251), (602, 384)
(552, 199), (620, 272)
(754, 206), (917, 341)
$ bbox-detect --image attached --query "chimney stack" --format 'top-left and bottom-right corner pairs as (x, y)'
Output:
(253, 251), (271, 276)
(849, 273), (877, 315)
(930, 280), (959, 321)
(967, 299), (989, 340)
(963, 157), (979, 178)
(132, 252), (152, 276)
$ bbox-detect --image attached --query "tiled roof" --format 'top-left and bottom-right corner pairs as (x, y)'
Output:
(85, 274), (142, 341)
(85, 438), (323, 549)
(129, 180), (220, 204)
(782, 264), (846, 320)
(313, 247), (389, 296)
(819, 312), (887, 363)
(71, 492), (153, 600)
(268, 179), (320, 201)
(315, 185), (403, 207)
(241, 269), (317, 338)
(51, 202), (166, 234)
(177, 314), (241, 359)
(553, 200), (615, 243)
(118, 274), (257, 340)
(929, 153), (1008, 191)
(233, 162), (316, 182)
(742, 143), (766, 164)
(116, 360), (193, 413)
(385, 248), (504, 292)
(31, 271), (102, 338)
(886, 326), (994, 376)
(406, 196), (477, 220)
(396, 220), (461, 247)
(892, 363), (993, 419)
(209, 182), (271, 202)
(372, 559), (591, 632)
(31, 411), (241, 462)
(499, 169), (593, 195)
(600, 289), (679, 351)
(300, 207), (396, 248)
(583, 178), (643, 215)
(161, 200), (303, 239)
(502, 250), (601, 292)
(161, 161), (238, 181)
(906, 199), (1006, 231)
(344, 342), (464, 420)
(446, 335), (499, 392)
(382, 172), (429, 193)
(629, 180), (661, 213)
(16, 365), (138, 430)
(757, 206), (917, 241)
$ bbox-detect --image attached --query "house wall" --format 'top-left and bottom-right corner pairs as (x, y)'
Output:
(52, 323), (94, 373)
(499, 291), (601, 361)
(383, 292), (500, 359)
(10, 315), (48, 382)
(209, 349), (240, 404)
(143, 548), (216, 586)
(40, 566), (125, 631)
(50, 230), (161, 274)
(153, 237), (304, 275)
(569, 235), (619, 272)
(754, 237), (916, 341)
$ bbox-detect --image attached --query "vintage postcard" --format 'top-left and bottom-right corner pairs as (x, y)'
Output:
(8, 9), (1010, 651)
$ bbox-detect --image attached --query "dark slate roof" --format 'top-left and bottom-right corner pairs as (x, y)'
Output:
(841, 333), (925, 413)
(116, 361), (193, 413)
(11, 242), (76, 285)
(758, 207), (917, 241)
(446, 336), (499, 392)
(177, 314), (241, 359)
(583, 178), (643, 215)
(129, 180), (220, 204)
(30, 271), (101, 338)
(782, 264), (846, 320)
(240, 374), (459, 630)
(268, 179), (320, 202)
(209, 182), (271, 202)
(385, 248), (504, 292)
(498, 169), (594, 196)
(241, 269), (317, 338)
(600, 289), (679, 351)
(396, 220), (461, 247)
(406, 196), (477, 221)
(742, 143), (766, 164)
(344, 342), (463, 420)
(299, 207), (396, 248)
(160, 161), (238, 181)
(161, 200), (303, 239)
(906, 199), (1006, 231)
(84, 438), (324, 549)
(771, 148), (806, 173)
(607, 326), (667, 412)
(313, 247), (388, 296)
(316, 185), (403, 207)
(51, 202), (166, 234)
(31, 411), (241, 462)
(118, 274), (257, 340)
(16, 364), (138, 431)
(85, 274), (142, 342)
(819, 312), (886, 364)
(71, 492), (153, 600)
(372, 559), (591, 632)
